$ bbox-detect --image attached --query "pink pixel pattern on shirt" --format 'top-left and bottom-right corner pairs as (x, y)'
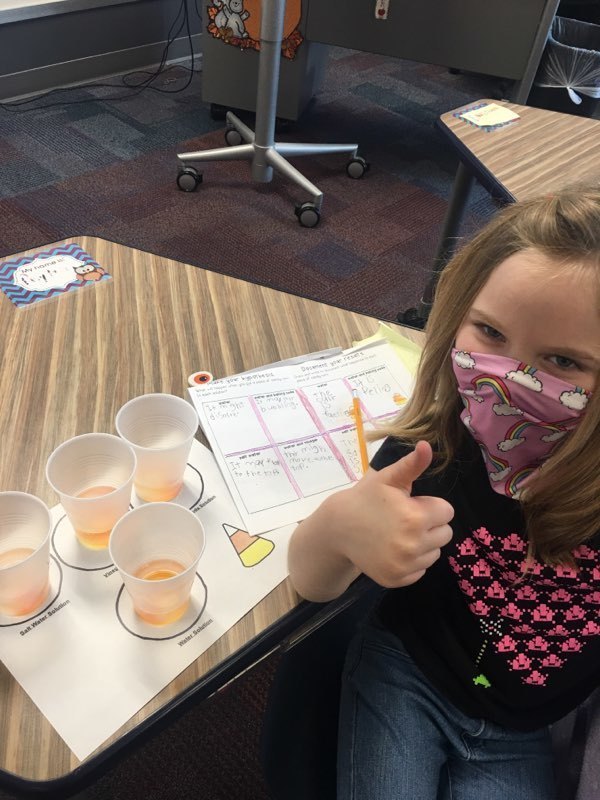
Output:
(449, 527), (600, 686)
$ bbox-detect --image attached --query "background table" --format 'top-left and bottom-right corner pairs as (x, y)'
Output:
(438, 98), (600, 203)
(0, 236), (424, 796)
(405, 98), (600, 321)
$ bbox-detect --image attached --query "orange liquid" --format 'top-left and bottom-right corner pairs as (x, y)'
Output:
(133, 559), (189, 625)
(134, 558), (185, 581)
(0, 581), (50, 617)
(74, 485), (117, 549)
(0, 547), (34, 568)
(0, 548), (49, 615)
(134, 481), (183, 502)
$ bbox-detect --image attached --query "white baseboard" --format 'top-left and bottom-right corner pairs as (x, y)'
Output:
(0, 0), (149, 25)
(0, 33), (202, 101)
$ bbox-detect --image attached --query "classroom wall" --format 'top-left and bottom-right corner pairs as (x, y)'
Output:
(0, 0), (201, 100)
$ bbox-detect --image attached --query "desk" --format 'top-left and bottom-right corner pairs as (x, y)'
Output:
(0, 237), (424, 796)
(307, 0), (558, 101)
(437, 99), (600, 203)
(203, 0), (559, 121)
(413, 99), (600, 311)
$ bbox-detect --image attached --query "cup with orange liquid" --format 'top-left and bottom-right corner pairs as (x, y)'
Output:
(46, 433), (136, 550)
(109, 502), (205, 625)
(0, 492), (52, 617)
(115, 393), (199, 502)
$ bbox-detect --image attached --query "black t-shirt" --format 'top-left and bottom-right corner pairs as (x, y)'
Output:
(372, 435), (600, 731)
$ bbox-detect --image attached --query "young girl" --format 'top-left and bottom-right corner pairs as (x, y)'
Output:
(288, 186), (600, 800)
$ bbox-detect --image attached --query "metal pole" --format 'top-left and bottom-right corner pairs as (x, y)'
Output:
(252, 0), (286, 181)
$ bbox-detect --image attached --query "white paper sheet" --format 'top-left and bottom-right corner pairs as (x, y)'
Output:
(189, 340), (414, 534)
(0, 440), (294, 761)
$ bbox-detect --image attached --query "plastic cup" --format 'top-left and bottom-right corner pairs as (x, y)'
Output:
(115, 393), (199, 502)
(109, 502), (205, 626)
(46, 433), (137, 550)
(0, 492), (52, 617)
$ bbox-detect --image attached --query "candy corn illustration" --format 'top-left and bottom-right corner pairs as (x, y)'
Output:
(223, 523), (274, 567)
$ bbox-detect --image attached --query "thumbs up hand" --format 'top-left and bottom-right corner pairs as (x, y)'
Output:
(288, 441), (455, 602)
(334, 440), (454, 588)
(368, 438), (436, 495)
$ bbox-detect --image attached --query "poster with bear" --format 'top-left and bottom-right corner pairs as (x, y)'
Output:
(206, 0), (304, 59)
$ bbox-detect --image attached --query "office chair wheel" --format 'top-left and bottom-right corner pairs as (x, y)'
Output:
(176, 167), (202, 192)
(346, 156), (369, 179)
(224, 127), (243, 147)
(295, 202), (320, 228)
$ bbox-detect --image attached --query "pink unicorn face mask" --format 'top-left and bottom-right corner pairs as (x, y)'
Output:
(451, 349), (590, 499)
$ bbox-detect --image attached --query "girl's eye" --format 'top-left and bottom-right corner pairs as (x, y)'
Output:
(477, 324), (504, 340)
(549, 355), (579, 370)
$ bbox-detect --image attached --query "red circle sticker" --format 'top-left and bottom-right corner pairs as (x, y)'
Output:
(188, 371), (214, 387)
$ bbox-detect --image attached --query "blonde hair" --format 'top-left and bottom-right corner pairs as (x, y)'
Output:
(378, 186), (600, 565)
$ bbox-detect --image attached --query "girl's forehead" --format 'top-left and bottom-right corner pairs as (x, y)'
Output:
(466, 250), (600, 352)
(477, 250), (599, 301)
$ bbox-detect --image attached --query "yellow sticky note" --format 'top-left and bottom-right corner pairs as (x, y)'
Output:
(459, 103), (520, 127)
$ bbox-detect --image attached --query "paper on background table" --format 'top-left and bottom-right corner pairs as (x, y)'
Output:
(0, 440), (294, 761)
(459, 102), (520, 127)
(189, 339), (415, 535)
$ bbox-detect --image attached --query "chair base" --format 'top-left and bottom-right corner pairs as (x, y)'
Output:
(177, 112), (362, 219)
(176, 0), (365, 225)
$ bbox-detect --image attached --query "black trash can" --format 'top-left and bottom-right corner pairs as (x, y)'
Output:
(529, 16), (600, 117)
(559, 0), (600, 25)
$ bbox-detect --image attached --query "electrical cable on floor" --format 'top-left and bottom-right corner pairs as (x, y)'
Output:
(120, 0), (196, 91)
(0, 0), (200, 112)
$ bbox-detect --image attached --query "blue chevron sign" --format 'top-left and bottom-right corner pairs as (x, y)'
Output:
(0, 243), (110, 308)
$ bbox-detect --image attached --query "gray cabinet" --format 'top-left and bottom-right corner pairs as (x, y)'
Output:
(307, 0), (552, 80)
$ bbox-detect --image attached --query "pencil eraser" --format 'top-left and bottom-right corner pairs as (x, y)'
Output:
(188, 371), (213, 387)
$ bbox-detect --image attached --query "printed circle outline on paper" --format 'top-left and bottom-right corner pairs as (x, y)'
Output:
(51, 514), (113, 572)
(0, 555), (63, 627)
(114, 573), (208, 641)
(130, 463), (204, 512)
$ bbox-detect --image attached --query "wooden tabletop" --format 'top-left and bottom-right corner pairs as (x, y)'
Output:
(437, 99), (600, 202)
(0, 237), (424, 785)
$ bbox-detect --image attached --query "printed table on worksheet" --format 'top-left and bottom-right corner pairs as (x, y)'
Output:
(190, 340), (414, 534)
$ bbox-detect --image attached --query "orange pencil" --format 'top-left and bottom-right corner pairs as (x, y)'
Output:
(352, 389), (370, 474)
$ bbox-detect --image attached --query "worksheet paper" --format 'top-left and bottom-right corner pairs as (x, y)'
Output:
(189, 340), (415, 535)
(0, 440), (294, 761)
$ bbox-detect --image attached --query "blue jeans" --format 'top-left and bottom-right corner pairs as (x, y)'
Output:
(337, 618), (556, 800)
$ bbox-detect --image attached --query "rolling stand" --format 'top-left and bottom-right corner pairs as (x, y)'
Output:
(176, 0), (368, 227)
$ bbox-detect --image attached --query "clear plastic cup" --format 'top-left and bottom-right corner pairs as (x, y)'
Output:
(0, 492), (52, 617)
(115, 393), (199, 502)
(46, 433), (136, 550)
(109, 502), (205, 626)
